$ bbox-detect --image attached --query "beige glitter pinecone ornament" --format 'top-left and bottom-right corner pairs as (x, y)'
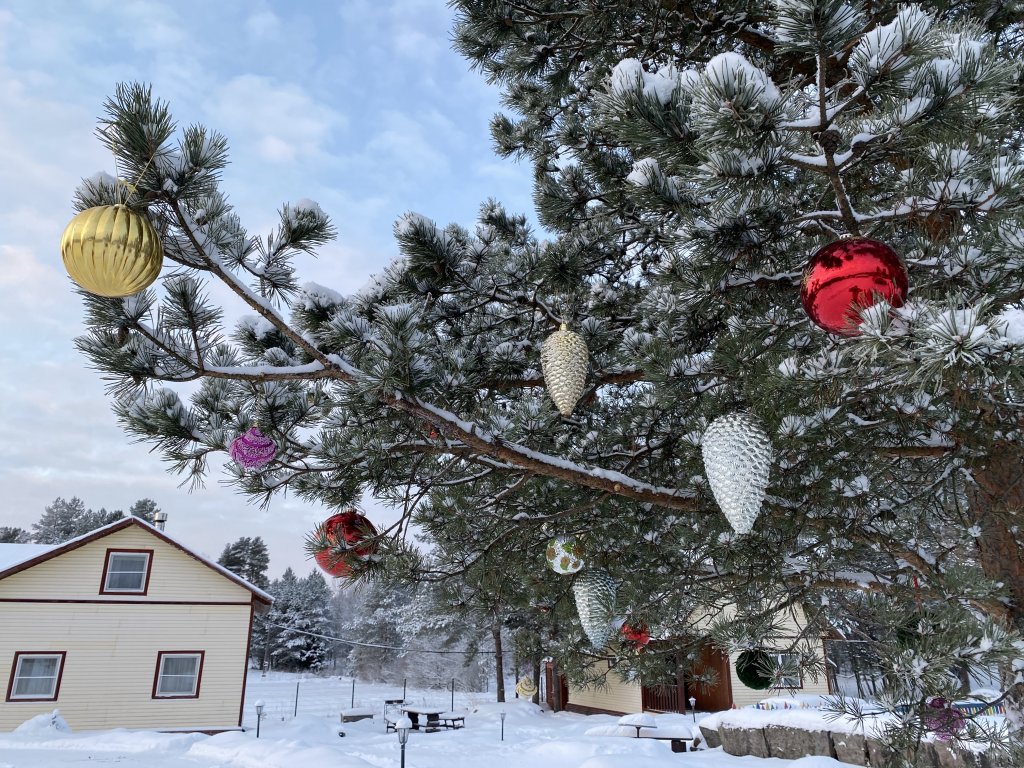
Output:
(572, 568), (617, 649)
(701, 412), (773, 535)
(540, 323), (589, 417)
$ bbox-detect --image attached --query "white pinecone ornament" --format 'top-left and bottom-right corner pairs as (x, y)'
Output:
(545, 536), (585, 575)
(540, 324), (589, 417)
(572, 569), (617, 649)
(701, 412), (773, 535)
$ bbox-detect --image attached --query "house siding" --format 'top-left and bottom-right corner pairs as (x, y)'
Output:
(568, 665), (643, 715)
(0, 524), (256, 732)
(0, 527), (250, 603)
(564, 603), (832, 715)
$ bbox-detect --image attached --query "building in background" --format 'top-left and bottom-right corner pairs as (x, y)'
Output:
(0, 517), (271, 732)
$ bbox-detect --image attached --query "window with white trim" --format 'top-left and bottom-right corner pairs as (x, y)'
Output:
(102, 550), (150, 593)
(8, 653), (64, 701)
(154, 652), (203, 698)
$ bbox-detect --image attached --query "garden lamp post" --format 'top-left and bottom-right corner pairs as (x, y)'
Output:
(500, 710), (506, 741)
(396, 716), (412, 768)
(254, 700), (265, 738)
(688, 696), (697, 723)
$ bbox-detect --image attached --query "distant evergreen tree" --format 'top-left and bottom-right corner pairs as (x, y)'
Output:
(259, 568), (337, 672)
(0, 526), (30, 543)
(31, 497), (123, 544)
(287, 571), (335, 670)
(128, 498), (160, 524)
(216, 536), (270, 589)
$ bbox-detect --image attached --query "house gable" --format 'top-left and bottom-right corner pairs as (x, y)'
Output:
(0, 519), (268, 606)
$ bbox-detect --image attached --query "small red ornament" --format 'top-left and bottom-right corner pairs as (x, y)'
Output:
(306, 510), (379, 578)
(620, 623), (651, 649)
(800, 237), (908, 336)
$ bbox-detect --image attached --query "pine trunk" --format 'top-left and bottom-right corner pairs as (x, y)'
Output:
(532, 657), (541, 704)
(492, 620), (506, 703)
(967, 445), (1024, 729)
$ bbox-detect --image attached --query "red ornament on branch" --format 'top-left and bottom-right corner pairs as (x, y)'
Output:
(620, 623), (651, 649)
(800, 237), (908, 336)
(305, 510), (379, 578)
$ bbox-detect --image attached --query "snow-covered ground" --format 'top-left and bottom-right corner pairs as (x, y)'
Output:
(0, 672), (858, 768)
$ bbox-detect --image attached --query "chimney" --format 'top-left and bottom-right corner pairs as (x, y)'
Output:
(153, 511), (168, 531)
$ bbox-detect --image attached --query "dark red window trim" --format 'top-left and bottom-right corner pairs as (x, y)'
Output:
(99, 548), (153, 595)
(5, 651), (67, 702)
(152, 650), (205, 699)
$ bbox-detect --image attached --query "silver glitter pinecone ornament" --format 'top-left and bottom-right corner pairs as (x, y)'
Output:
(572, 569), (617, 649)
(701, 412), (773, 535)
(540, 323), (589, 417)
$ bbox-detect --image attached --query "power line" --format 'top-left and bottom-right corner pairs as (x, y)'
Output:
(256, 616), (508, 656)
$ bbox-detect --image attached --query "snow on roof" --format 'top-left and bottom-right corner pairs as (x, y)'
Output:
(0, 543), (54, 571)
(0, 517), (272, 605)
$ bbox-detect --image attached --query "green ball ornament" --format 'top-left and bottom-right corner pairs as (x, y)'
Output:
(545, 536), (585, 574)
(735, 650), (772, 690)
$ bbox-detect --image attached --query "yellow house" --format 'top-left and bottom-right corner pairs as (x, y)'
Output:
(0, 516), (272, 732)
(562, 603), (832, 715)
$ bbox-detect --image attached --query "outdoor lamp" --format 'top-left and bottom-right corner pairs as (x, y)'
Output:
(688, 696), (697, 722)
(254, 700), (265, 738)
(396, 716), (413, 768)
(500, 710), (506, 741)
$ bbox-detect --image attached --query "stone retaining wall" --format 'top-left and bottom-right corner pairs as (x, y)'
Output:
(703, 724), (996, 767)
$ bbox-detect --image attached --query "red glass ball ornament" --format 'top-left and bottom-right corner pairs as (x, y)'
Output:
(800, 237), (908, 336)
(307, 510), (379, 578)
(620, 623), (651, 649)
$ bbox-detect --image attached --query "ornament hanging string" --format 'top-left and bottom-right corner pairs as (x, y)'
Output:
(101, 126), (157, 203)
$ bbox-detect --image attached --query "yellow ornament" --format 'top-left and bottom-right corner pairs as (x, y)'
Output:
(61, 204), (163, 297)
(515, 675), (537, 698)
(540, 323), (589, 417)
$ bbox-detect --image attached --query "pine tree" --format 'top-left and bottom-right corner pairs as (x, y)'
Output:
(31, 497), (123, 544)
(128, 498), (160, 524)
(217, 536), (270, 589)
(0, 527), (30, 543)
(68, 3), (1024, 759)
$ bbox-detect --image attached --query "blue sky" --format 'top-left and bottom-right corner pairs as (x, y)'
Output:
(0, 0), (535, 577)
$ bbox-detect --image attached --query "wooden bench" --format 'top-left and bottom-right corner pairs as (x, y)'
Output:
(436, 713), (465, 730)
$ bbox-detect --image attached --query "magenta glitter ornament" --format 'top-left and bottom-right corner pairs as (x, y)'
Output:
(230, 427), (277, 469)
(922, 697), (965, 741)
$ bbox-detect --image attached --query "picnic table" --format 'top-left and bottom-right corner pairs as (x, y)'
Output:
(618, 712), (658, 738)
(401, 705), (464, 731)
(617, 714), (696, 752)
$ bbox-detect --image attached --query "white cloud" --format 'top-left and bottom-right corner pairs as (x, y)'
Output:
(205, 75), (346, 164)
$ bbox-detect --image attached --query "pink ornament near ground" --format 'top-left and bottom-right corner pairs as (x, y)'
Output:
(230, 427), (277, 469)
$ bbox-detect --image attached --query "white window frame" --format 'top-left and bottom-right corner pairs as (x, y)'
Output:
(153, 652), (203, 699)
(7, 652), (65, 701)
(101, 549), (151, 594)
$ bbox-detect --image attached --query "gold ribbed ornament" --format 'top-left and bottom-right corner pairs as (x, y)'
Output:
(61, 204), (163, 297)
(540, 323), (589, 417)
